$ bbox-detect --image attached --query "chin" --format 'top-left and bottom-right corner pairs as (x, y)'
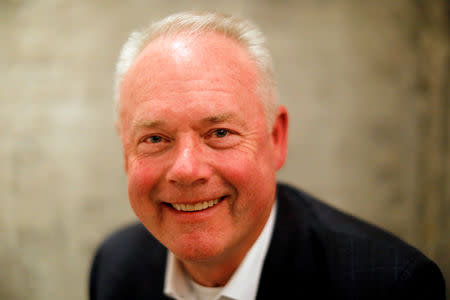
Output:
(169, 237), (226, 263)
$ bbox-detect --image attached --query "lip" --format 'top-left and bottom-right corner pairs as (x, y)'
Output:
(164, 195), (227, 207)
(162, 195), (228, 221)
(170, 198), (220, 212)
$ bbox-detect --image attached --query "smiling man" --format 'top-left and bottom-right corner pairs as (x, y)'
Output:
(89, 11), (445, 300)
(119, 24), (287, 289)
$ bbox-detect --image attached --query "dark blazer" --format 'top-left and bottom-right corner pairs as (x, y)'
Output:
(89, 183), (445, 299)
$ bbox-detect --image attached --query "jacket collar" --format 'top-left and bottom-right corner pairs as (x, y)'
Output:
(256, 183), (329, 299)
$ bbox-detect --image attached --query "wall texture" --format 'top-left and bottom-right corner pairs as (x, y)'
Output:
(1, 0), (448, 299)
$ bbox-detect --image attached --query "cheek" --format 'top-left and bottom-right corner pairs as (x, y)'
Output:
(127, 159), (162, 212)
(215, 147), (276, 209)
(217, 140), (274, 184)
(128, 161), (155, 191)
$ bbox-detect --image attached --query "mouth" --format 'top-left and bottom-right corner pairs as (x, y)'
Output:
(168, 196), (227, 212)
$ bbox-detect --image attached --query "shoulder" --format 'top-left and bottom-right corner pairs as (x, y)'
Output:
(89, 223), (169, 300)
(277, 183), (415, 245)
(277, 182), (422, 251)
(273, 183), (446, 299)
(96, 222), (164, 259)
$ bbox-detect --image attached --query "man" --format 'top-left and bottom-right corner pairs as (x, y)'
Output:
(89, 11), (445, 300)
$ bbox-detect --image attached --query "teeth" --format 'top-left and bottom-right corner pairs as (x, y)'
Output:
(194, 202), (203, 211)
(171, 198), (221, 212)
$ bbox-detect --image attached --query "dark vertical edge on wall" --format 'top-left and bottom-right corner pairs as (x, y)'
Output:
(414, 0), (449, 297)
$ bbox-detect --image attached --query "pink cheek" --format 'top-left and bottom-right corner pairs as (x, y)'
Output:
(128, 160), (160, 196)
(214, 150), (275, 209)
(213, 152), (255, 185)
(127, 160), (164, 221)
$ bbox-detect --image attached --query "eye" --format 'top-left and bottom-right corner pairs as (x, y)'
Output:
(205, 128), (240, 149)
(145, 135), (163, 143)
(214, 129), (229, 138)
(137, 134), (171, 155)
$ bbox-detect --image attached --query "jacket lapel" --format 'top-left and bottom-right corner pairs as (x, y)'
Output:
(256, 184), (330, 299)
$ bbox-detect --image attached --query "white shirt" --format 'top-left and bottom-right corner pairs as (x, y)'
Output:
(164, 201), (277, 300)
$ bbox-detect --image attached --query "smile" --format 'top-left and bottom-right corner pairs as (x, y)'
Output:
(170, 197), (223, 212)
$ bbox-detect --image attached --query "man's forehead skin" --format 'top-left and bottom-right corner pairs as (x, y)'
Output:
(120, 32), (260, 108)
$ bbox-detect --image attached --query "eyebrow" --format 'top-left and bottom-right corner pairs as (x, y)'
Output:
(200, 113), (240, 124)
(132, 119), (167, 129)
(131, 112), (244, 131)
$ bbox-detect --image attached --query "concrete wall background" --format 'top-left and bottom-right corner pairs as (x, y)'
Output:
(1, 0), (448, 299)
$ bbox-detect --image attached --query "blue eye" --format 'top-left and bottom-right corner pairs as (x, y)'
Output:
(147, 135), (162, 143)
(214, 129), (228, 138)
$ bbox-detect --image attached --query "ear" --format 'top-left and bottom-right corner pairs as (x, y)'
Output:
(270, 106), (288, 170)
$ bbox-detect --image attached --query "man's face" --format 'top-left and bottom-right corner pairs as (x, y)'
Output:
(119, 32), (287, 265)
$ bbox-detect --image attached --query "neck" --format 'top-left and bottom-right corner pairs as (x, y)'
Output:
(180, 222), (265, 287)
(181, 252), (244, 287)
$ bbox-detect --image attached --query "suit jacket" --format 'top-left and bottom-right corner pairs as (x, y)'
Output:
(89, 183), (445, 299)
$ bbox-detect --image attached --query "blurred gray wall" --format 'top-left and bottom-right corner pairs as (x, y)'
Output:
(1, 0), (448, 299)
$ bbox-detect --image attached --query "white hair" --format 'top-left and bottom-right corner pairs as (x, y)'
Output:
(114, 11), (278, 127)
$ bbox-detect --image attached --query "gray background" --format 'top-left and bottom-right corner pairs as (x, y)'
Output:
(1, 0), (448, 299)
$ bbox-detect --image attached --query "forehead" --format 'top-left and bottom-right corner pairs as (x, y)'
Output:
(133, 31), (258, 77)
(120, 31), (261, 110)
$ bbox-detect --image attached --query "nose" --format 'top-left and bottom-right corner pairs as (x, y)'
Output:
(165, 136), (211, 186)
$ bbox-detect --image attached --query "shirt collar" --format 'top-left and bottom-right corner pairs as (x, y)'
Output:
(164, 200), (277, 300)
(164, 250), (192, 299)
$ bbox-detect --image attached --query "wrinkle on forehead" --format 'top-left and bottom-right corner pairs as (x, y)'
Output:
(120, 32), (260, 104)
